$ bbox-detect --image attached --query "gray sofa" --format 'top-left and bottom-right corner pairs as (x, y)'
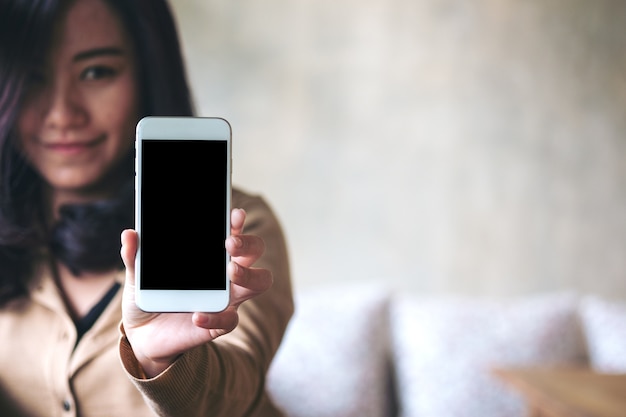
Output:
(266, 284), (626, 417)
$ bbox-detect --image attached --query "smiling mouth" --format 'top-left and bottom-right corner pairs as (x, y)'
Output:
(45, 135), (106, 154)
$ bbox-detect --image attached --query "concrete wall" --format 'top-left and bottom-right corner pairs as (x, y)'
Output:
(169, 0), (626, 298)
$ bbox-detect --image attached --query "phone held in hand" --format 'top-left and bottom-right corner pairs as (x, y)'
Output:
(134, 116), (232, 312)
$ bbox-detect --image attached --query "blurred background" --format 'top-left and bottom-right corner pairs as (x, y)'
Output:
(168, 0), (626, 298)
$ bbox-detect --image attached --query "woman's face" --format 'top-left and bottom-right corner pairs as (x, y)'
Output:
(17, 0), (139, 205)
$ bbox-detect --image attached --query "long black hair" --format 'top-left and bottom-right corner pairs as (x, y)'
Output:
(0, 0), (195, 303)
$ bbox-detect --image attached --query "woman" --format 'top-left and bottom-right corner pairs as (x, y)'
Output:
(0, 0), (294, 416)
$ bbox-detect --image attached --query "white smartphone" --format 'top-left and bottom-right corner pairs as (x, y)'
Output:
(134, 116), (232, 312)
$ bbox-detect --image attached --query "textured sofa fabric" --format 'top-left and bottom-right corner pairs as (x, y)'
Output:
(266, 287), (625, 417)
(389, 293), (587, 417)
(580, 295), (626, 373)
(266, 284), (395, 417)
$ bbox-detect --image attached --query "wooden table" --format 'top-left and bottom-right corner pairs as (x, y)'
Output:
(493, 367), (626, 417)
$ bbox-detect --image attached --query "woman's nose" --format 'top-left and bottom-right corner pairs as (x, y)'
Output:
(44, 81), (88, 129)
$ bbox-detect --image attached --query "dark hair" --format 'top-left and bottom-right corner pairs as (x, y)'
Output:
(0, 0), (195, 303)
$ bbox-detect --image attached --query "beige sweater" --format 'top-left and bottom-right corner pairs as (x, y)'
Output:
(0, 188), (294, 417)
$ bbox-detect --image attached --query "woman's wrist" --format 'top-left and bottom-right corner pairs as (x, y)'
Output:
(133, 349), (179, 378)
(121, 325), (179, 378)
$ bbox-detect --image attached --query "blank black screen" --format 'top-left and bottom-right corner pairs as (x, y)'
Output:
(139, 139), (228, 290)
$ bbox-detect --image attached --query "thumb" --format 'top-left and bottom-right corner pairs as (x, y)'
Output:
(121, 229), (138, 286)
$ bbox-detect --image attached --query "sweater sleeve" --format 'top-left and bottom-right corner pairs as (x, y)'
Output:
(119, 188), (295, 417)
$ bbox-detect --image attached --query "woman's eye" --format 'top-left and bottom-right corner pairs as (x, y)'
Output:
(81, 66), (116, 81)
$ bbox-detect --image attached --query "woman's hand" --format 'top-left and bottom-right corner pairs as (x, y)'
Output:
(120, 208), (273, 377)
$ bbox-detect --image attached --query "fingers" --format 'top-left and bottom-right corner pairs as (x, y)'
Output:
(227, 208), (265, 268)
(192, 307), (239, 332)
(226, 234), (265, 265)
(230, 208), (246, 236)
(225, 208), (272, 305)
(228, 261), (273, 306)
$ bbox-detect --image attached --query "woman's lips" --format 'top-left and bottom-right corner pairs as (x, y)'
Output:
(44, 135), (105, 155)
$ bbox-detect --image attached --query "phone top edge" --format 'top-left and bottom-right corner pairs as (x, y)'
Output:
(136, 116), (231, 141)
